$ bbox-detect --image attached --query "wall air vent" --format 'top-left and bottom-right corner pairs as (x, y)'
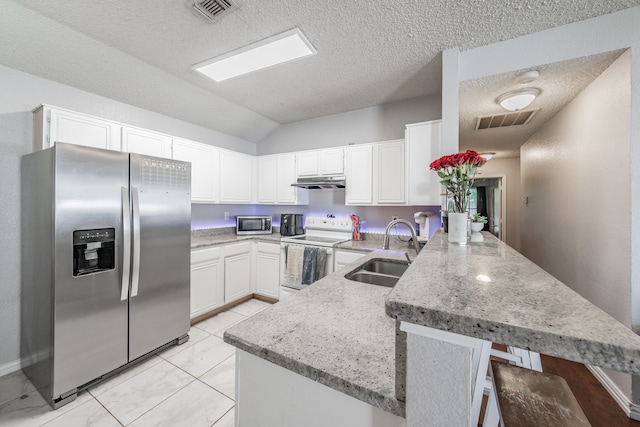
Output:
(193, 0), (238, 21)
(475, 108), (539, 130)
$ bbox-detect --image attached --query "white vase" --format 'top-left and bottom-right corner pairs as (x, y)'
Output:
(470, 222), (484, 232)
(448, 212), (468, 245)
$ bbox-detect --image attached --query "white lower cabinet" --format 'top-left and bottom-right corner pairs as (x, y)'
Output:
(224, 242), (253, 304)
(334, 250), (368, 272)
(190, 247), (224, 319)
(255, 242), (280, 299)
(190, 240), (282, 319)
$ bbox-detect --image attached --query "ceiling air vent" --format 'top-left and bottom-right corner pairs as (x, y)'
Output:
(475, 109), (539, 130)
(193, 0), (238, 21)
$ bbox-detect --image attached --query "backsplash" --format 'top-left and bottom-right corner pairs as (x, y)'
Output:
(191, 190), (440, 235)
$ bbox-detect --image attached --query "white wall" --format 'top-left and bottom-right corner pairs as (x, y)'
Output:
(477, 158), (521, 250)
(257, 96), (441, 155)
(0, 64), (257, 374)
(458, 8), (640, 408)
(520, 51), (631, 398)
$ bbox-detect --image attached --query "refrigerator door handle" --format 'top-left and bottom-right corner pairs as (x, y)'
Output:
(131, 186), (141, 298)
(121, 187), (131, 301)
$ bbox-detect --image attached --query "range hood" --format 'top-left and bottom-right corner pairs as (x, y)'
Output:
(291, 175), (346, 189)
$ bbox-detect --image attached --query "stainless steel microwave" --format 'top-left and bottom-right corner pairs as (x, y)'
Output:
(236, 216), (272, 235)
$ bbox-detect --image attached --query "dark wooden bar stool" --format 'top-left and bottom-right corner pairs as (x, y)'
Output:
(490, 360), (592, 427)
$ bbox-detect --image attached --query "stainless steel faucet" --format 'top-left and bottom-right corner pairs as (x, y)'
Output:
(383, 219), (421, 255)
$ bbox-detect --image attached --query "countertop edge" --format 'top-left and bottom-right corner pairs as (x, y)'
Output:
(384, 232), (640, 376)
(223, 330), (406, 418)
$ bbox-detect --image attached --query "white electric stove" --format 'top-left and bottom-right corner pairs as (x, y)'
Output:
(280, 216), (352, 290)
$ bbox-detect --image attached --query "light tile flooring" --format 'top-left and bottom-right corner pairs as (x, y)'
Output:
(0, 298), (273, 427)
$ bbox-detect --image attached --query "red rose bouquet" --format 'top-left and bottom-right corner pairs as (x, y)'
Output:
(429, 150), (486, 213)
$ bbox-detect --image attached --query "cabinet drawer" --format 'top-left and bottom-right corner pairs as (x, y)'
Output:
(191, 246), (222, 264)
(257, 241), (280, 255)
(335, 250), (367, 265)
(224, 241), (252, 257)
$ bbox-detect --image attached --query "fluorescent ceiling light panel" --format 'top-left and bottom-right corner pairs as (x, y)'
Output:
(193, 27), (316, 82)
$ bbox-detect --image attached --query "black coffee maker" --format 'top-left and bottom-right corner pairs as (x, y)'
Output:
(280, 214), (304, 236)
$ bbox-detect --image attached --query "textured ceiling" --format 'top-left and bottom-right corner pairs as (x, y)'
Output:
(3, 0), (639, 144)
(459, 50), (625, 159)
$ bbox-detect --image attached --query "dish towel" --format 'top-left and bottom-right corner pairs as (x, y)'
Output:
(314, 249), (328, 281)
(301, 247), (318, 285)
(286, 245), (305, 279)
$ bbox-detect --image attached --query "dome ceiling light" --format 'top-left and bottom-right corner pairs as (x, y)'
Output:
(497, 88), (541, 111)
(479, 152), (496, 161)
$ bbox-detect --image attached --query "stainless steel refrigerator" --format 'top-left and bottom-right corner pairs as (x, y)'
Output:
(21, 142), (191, 408)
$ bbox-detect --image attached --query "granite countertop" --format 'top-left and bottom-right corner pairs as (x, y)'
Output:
(335, 233), (419, 253)
(191, 228), (282, 248)
(223, 250), (409, 417)
(385, 231), (640, 375)
(191, 227), (417, 253)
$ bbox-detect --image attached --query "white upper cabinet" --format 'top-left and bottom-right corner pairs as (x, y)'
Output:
(277, 153), (308, 205)
(296, 151), (319, 177)
(257, 154), (308, 205)
(172, 138), (220, 203)
(346, 140), (406, 206)
(257, 155), (278, 204)
(122, 126), (171, 158)
(319, 148), (344, 175)
(296, 148), (344, 177)
(373, 140), (405, 204)
(406, 120), (442, 206)
(34, 105), (121, 151)
(220, 150), (255, 204)
(345, 144), (373, 205)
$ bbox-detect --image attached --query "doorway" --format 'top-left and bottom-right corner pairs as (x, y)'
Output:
(471, 177), (504, 242)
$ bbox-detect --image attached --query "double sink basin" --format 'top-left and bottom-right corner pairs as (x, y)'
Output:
(344, 258), (410, 287)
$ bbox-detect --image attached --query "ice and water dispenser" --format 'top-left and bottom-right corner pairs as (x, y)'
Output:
(72, 228), (116, 276)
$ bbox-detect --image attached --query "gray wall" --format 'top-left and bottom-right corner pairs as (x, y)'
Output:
(0, 64), (257, 373)
(257, 96), (441, 155)
(520, 51), (631, 395)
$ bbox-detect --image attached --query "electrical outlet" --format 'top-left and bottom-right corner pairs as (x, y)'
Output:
(392, 215), (399, 221)
(224, 212), (229, 221)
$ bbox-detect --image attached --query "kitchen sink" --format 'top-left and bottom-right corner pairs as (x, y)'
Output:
(345, 271), (401, 287)
(344, 258), (410, 288)
(360, 259), (410, 277)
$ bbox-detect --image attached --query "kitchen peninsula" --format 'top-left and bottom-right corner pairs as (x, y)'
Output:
(224, 232), (640, 426)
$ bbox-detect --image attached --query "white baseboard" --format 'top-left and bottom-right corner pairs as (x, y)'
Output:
(586, 364), (640, 421)
(0, 358), (26, 377)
